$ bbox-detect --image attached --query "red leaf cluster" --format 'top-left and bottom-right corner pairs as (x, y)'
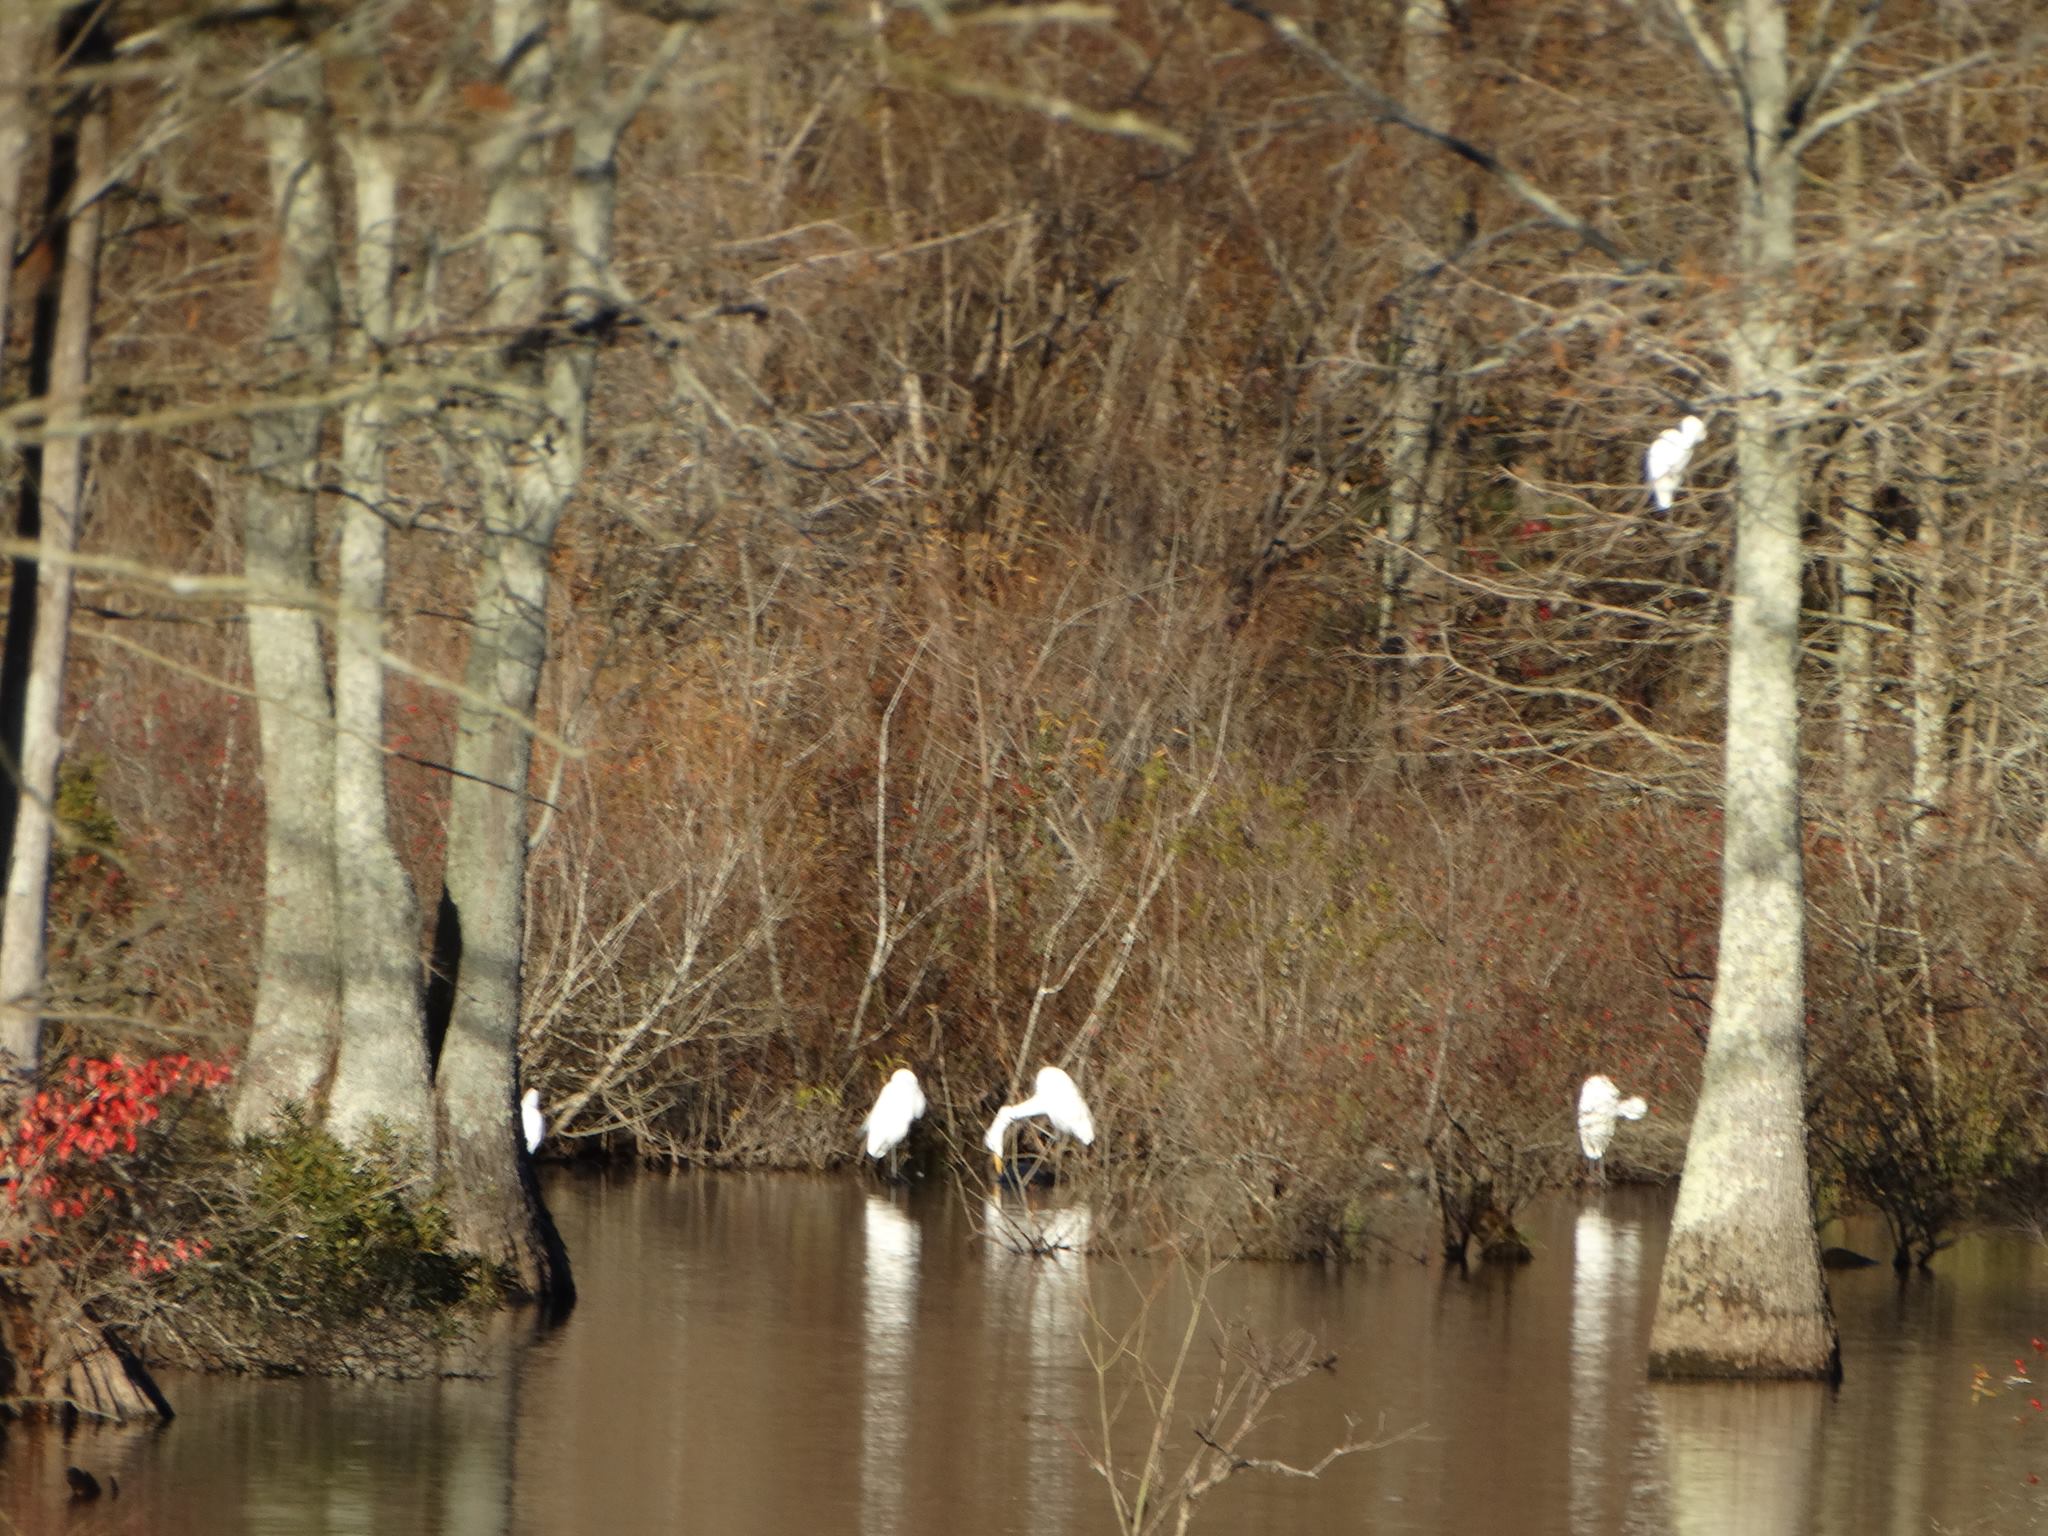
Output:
(6, 1054), (232, 1202)
(2, 1054), (232, 1222)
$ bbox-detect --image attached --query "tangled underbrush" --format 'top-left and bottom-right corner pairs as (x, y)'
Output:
(1, 1060), (491, 1377)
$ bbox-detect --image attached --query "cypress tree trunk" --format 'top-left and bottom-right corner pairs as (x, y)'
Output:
(1648, 0), (1838, 1380)
(432, 0), (619, 1306)
(231, 50), (344, 1136)
(325, 119), (435, 1163)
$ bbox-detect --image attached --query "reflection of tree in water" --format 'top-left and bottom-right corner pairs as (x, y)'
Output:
(1651, 1375), (1823, 1536)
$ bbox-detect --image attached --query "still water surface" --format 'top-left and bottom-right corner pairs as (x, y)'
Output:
(2, 1173), (2045, 1534)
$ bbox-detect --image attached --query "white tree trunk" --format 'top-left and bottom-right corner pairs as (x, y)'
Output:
(1648, 0), (1838, 1381)
(231, 53), (343, 1136)
(1907, 439), (1950, 843)
(0, 7), (38, 373)
(1835, 429), (1878, 849)
(1376, 0), (1457, 674)
(435, 0), (635, 1304)
(0, 31), (169, 1423)
(0, 9), (53, 1050)
(324, 125), (435, 1161)
(0, 75), (104, 1080)
(1833, 123), (1878, 852)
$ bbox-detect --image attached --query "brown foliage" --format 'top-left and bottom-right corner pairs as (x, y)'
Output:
(8, 0), (2048, 1256)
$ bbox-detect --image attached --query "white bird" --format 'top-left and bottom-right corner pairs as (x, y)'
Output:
(1577, 1073), (1648, 1164)
(521, 1087), (545, 1155)
(983, 1065), (1095, 1166)
(1644, 414), (1706, 511)
(862, 1067), (928, 1159)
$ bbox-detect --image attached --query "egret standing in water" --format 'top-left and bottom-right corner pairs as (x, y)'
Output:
(1577, 1074), (1648, 1180)
(983, 1065), (1095, 1172)
(862, 1067), (928, 1161)
(521, 1087), (545, 1155)
(1644, 414), (1706, 511)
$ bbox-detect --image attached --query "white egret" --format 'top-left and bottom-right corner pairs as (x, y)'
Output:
(983, 1065), (1095, 1167)
(521, 1087), (545, 1155)
(1577, 1073), (1648, 1169)
(1644, 414), (1706, 511)
(862, 1067), (928, 1159)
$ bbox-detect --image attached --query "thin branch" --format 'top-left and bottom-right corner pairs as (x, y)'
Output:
(1788, 51), (1994, 159)
(1189, 1422), (1386, 1480)
(1663, 0), (1738, 106)
(1224, 0), (1633, 268)
(846, 631), (933, 1049)
(1791, 0), (1881, 129)
(80, 624), (560, 806)
(598, 18), (693, 148)
(5, 542), (585, 760)
(876, 46), (1191, 153)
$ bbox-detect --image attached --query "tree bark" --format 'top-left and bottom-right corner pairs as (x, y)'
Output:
(324, 121), (435, 1163)
(1832, 123), (1879, 854)
(433, 0), (633, 1306)
(1835, 430), (1878, 850)
(0, 12), (57, 979)
(0, 7), (37, 393)
(0, 1259), (171, 1424)
(0, 27), (169, 1423)
(1648, 0), (1838, 1382)
(0, 25), (98, 1082)
(231, 50), (344, 1137)
(1907, 437), (1950, 844)
(1377, 0), (1459, 718)
(0, 24), (96, 1089)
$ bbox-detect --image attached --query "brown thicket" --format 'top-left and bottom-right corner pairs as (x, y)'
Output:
(5, 0), (2047, 1267)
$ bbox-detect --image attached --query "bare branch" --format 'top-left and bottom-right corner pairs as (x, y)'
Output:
(1224, 0), (1633, 268)
(1792, 0), (1881, 128)
(0, 541), (585, 761)
(1789, 50), (1995, 159)
(1663, 0), (1739, 106)
(876, 46), (1191, 153)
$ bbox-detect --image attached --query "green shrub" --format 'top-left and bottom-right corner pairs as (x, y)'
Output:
(126, 1108), (492, 1375)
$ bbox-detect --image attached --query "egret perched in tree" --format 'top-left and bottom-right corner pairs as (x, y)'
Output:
(521, 1087), (545, 1155)
(1577, 1074), (1648, 1173)
(983, 1066), (1095, 1169)
(1644, 414), (1706, 511)
(862, 1067), (928, 1160)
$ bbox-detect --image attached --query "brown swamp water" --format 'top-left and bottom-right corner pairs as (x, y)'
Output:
(2, 1173), (2046, 1535)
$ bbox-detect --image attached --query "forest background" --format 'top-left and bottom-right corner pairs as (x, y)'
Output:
(4, 0), (2048, 1284)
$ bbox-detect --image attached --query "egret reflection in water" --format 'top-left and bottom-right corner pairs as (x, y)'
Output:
(979, 1195), (1095, 1529)
(861, 1194), (921, 1535)
(1570, 1201), (1646, 1536)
